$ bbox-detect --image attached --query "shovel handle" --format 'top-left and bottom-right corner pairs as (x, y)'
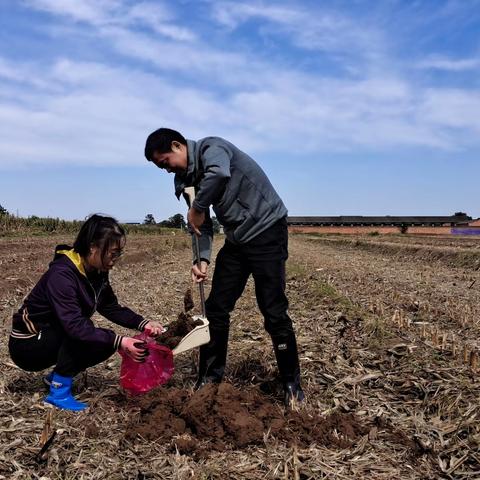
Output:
(183, 186), (195, 205)
(184, 187), (206, 317)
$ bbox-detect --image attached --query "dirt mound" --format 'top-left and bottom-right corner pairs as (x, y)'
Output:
(155, 312), (203, 349)
(125, 383), (367, 455)
(154, 289), (202, 349)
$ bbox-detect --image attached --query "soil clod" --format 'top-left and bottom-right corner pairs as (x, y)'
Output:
(125, 383), (367, 455)
(156, 312), (203, 349)
(183, 288), (194, 312)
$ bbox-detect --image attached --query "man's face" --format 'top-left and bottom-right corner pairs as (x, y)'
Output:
(151, 141), (188, 174)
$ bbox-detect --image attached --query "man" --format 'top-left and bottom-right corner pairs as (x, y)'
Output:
(144, 128), (304, 405)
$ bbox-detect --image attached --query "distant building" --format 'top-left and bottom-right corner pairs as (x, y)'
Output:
(287, 214), (480, 235)
(469, 219), (480, 227)
(451, 217), (480, 236)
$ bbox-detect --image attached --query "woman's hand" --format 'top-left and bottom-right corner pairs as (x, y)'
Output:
(143, 321), (166, 337)
(120, 337), (148, 362)
(192, 261), (208, 283)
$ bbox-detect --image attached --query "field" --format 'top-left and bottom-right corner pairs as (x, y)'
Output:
(1, 232), (480, 479)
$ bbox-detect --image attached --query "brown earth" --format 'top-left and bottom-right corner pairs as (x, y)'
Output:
(1, 232), (480, 479)
(126, 383), (367, 455)
(183, 288), (194, 312)
(155, 311), (204, 349)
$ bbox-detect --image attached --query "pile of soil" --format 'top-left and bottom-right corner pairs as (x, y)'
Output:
(125, 383), (367, 456)
(155, 289), (203, 349)
(155, 312), (204, 349)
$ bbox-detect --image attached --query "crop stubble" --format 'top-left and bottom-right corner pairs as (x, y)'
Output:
(0, 232), (479, 479)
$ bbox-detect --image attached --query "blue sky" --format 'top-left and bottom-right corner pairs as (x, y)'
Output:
(0, 0), (479, 222)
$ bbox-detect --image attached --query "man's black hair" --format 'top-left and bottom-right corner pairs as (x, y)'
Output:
(73, 214), (126, 266)
(144, 128), (187, 161)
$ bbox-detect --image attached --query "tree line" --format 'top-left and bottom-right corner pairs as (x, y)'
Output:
(144, 213), (221, 233)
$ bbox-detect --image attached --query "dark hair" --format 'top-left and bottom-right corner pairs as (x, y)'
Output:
(144, 128), (187, 161)
(73, 214), (126, 266)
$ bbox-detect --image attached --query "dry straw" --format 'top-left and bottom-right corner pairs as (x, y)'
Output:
(1, 232), (480, 478)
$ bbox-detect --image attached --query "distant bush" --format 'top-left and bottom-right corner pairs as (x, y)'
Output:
(144, 213), (156, 225)
(0, 214), (83, 236)
(0, 215), (187, 237)
(158, 213), (186, 230)
(368, 231), (380, 236)
(123, 224), (184, 235)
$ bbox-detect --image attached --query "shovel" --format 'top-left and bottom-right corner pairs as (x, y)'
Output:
(183, 186), (206, 317)
(171, 186), (210, 356)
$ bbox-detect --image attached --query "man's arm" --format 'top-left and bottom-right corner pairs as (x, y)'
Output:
(190, 209), (211, 283)
(183, 192), (214, 263)
(192, 145), (231, 212)
(193, 208), (213, 263)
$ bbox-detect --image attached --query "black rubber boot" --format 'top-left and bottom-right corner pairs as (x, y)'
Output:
(284, 377), (305, 406)
(195, 328), (229, 390)
(271, 335), (305, 406)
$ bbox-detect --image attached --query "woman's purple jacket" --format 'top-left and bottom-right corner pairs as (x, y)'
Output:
(11, 245), (148, 350)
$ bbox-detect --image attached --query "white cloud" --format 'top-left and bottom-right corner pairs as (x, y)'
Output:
(2, 52), (480, 171)
(128, 2), (196, 42)
(212, 2), (291, 29)
(420, 88), (480, 132)
(23, 0), (120, 26)
(210, 1), (385, 62)
(416, 56), (480, 71)
(100, 26), (246, 79)
(2, 1), (480, 171)
(24, 0), (196, 41)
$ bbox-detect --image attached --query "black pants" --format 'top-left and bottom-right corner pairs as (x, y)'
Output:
(9, 328), (115, 377)
(199, 218), (301, 385)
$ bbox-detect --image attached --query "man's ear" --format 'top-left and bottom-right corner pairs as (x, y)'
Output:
(171, 141), (182, 151)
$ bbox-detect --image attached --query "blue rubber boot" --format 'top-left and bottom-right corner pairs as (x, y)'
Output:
(45, 373), (87, 411)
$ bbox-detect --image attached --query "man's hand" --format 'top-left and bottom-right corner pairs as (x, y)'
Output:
(120, 337), (149, 362)
(192, 260), (208, 283)
(187, 207), (205, 236)
(143, 321), (166, 337)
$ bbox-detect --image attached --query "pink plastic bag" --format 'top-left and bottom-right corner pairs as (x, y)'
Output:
(119, 332), (174, 395)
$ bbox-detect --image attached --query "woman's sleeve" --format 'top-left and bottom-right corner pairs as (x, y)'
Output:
(96, 281), (148, 332)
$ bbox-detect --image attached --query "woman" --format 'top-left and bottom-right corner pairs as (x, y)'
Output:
(8, 214), (164, 411)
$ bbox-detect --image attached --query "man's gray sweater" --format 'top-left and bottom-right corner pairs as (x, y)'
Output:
(174, 137), (288, 261)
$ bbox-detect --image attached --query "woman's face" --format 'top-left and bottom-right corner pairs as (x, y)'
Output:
(84, 239), (125, 272)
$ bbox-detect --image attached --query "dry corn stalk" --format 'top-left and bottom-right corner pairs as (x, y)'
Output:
(451, 333), (457, 357)
(470, 350), (478, 371)
(463, 344), (470, 364)
(40, 410), (53, 447)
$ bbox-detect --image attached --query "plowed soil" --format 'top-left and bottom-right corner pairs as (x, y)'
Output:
(126, 383), (366, 454)
(1, 232), (480, 479)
